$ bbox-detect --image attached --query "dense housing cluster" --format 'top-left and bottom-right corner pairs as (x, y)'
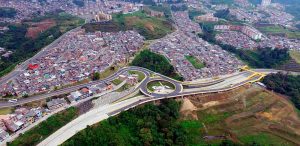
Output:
(0, 29), (144, 96)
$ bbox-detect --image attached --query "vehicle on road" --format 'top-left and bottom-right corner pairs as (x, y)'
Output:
(8, 99), (18, 103)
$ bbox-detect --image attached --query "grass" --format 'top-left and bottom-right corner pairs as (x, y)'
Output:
(147, 81), (161, 92)
(128, 70), (145, 82)
(180, 120), (203, 129)
(188, 9), (205, 20)
(112, 79), (123, 85)
(239, 132), (294, 146)
(185, 55), (205, 69)
(115, 83), (130, 92)
(99, 66), (119, 79)
(147, 81), (175, 92)
(0, 107), (13, 115)
(112, 11), (174, 40)
(197, 111), (232, 124)
(178, 86), (300, 145)
(290, 50), (300, 64)
(84, 11), (174, 40)
(9, 107), (78, 146)
(257, 25), (300, 39)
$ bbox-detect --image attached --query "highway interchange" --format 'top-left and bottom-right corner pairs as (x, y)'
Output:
(35, 66), (284, 146)
(0, 63), (281, 108)
(0, 53), (293, 145)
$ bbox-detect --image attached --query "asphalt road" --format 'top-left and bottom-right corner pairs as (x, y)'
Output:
(0, 65), (287, 108)
(0, 66), (152, 108)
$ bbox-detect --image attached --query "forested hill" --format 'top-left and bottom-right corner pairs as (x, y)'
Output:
(262, 73), (300, 110)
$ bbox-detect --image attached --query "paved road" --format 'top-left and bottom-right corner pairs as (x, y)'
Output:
(0, 66), (152, 108)
(38, 96), (147, 146)
(35, 69), (267, 146)
(24, 68), (291, 146)
(0, 66), (288, 108)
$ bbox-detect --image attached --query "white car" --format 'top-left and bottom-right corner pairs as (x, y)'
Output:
(8, 99), (18, 103)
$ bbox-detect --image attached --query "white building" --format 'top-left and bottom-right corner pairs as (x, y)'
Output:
(261, 0), (271, 6)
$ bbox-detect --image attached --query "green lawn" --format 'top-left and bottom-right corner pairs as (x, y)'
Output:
(9, 107), (78, 146)
(290, 50), (300, 64)
(115, 83), (130, 92)
(185, 55), (205, 69)
(99, 66), (119, 79)
(147, 81), (161, 92)
(112, 79), (123, 85)
(0, 107), (13, 115)
(239, 132), (294, 146)
(147, 81), (175, 92)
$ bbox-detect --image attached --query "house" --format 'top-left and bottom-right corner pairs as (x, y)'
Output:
(15, 108), (29, 115)
(25, 108), (42, 124)
(118, 74), (127, 80)
(69, 91), (82, 101)
(46, 98), (67, 110)
(89, 83), (107, 94)
(0, 129), (9, 142)
(0, 121), (6, 131)
(4, 120), (21, 132)
(80, 88), (92, 98)
(127, 75), (138, 85)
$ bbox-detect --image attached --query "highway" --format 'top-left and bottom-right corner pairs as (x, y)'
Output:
(0, 65), (287, 108)
(35, 67), (275, 146)
(0, 65), (291, 145)
(0, 66), (151, 108)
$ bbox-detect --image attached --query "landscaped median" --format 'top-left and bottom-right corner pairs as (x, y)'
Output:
(147, 80), (175, 92)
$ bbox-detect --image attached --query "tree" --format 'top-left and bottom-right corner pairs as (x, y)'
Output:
(131, 50), (183, 81)
(92, 72), (100, 80)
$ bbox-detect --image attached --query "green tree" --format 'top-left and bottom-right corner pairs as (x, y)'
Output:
(92, 72), (100, 80)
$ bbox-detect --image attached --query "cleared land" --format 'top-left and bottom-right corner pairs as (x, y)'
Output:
(25, 19), (56, 39)
(180, 85), (300, 145)
(257, 25), (300, 39)
(290, 50), (300, 64)
(83, 11), (174, 40)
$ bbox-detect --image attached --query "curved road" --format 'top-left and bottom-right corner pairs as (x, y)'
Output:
(0, 64), (291, 108)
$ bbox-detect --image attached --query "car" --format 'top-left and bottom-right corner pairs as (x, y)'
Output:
(8, 99), (18, 103)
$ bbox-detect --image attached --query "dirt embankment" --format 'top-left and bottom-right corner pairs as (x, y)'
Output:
(179, 85), (300, 145)
(26, 19), (56, 39)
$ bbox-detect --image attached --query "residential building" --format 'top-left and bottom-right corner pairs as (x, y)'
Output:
(0, 129), (9, 142)
(46, 98), (67, 110)
(196, 13), (218, 22)
(261, 0), (271, 6)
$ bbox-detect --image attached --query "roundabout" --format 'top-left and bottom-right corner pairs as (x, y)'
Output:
(139, 77), (183, 98)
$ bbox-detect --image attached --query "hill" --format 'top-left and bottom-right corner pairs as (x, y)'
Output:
(62, 85), (300, 145)
(82, 11), (175, 40)
(131, 49), (183, 81)
(180, 85), (300, 145)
